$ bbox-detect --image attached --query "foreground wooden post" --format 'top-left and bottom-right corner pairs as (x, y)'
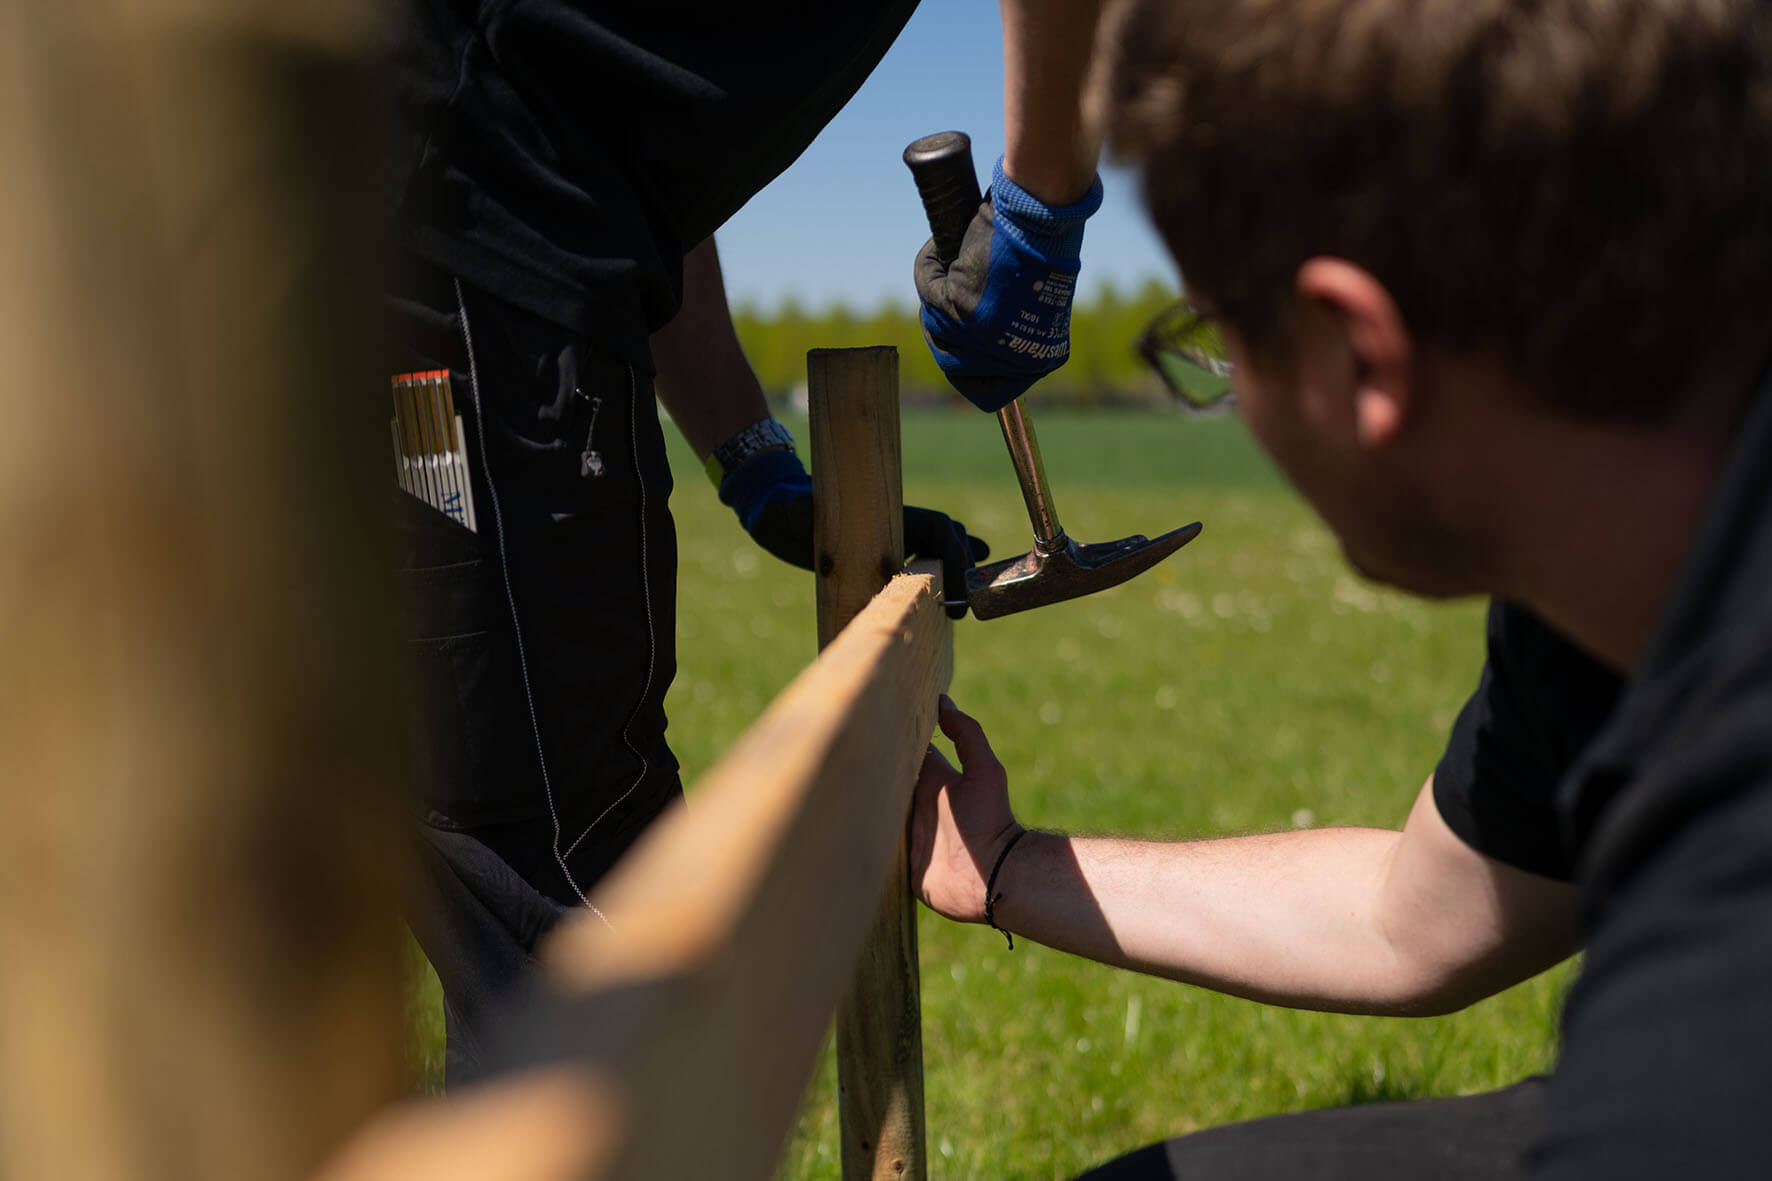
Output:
(811, 347), (929, 1181)
(0, 6), (405, 1181)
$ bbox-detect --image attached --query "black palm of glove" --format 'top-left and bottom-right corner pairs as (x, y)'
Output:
(903, 506), (991, 619)
(720, 450), (988, 619)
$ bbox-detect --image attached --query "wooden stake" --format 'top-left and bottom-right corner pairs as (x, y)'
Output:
(810, 347), (929, 1181)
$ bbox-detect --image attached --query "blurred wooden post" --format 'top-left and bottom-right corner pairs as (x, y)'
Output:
(0, 6), (406, 1181)
(810, 347), (929, 1181)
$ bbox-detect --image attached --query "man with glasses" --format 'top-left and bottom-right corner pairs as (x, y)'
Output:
(910, 2), (1772, 1177)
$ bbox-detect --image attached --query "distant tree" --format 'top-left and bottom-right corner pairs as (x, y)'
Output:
(734, 279), (1183, 406)
(824, 299), (856, 348)
(1066, 277), (1123, 395)
(860, 297), (944, 396)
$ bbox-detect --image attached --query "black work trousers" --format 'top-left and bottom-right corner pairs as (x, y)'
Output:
(391, 273), (681, 1086)
(1078, 1077), (1547, 1180)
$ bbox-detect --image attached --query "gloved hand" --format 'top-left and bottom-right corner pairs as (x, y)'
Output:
(916, 157), (1103, 412)
(719, 448), (989, 619)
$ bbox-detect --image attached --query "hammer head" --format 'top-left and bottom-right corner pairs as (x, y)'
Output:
(965, 523), (1203, 620)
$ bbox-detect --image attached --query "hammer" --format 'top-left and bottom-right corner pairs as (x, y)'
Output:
(904, 131), (1202, 620)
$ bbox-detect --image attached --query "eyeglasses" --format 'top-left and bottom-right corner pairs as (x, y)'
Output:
(1135, 299), (1236, 412)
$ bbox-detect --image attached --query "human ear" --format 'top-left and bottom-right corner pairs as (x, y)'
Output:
(1295, 259), (1413, 448)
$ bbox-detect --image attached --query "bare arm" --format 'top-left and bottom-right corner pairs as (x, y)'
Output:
(650, 236), (770, 461)
(999, 0), (1106, 203)
(913, 699), (1579, 1016)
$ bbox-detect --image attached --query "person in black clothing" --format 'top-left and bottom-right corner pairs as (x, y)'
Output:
(387, 2), (1114, 1084)
(910, 2), (1772, 1177)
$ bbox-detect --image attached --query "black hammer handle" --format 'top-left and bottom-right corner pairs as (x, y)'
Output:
(903, 131), (983, 265)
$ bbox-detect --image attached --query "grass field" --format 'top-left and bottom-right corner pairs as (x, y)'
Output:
(407, 405), (1571, 1179)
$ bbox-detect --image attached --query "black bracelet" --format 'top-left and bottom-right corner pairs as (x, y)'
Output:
(983, 828), (1030, 950)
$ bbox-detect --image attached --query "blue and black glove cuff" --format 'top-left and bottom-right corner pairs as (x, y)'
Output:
(987, 157), (1103, 259)
(717, 447), (810, 535)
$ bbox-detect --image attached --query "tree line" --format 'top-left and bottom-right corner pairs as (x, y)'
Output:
(733, 277), (1179, 406)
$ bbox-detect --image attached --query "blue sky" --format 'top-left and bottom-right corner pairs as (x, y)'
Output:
(715, 3), (1178, 312)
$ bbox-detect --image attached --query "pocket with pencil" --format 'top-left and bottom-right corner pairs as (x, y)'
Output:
(391, 370), (478, 532)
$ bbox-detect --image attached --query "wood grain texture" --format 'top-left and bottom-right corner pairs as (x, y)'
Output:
(0, 7), (405, 1181)
(811, 347), (906, 647)
(540, 564), (952, 1181)
(809, 347), (931, 1181)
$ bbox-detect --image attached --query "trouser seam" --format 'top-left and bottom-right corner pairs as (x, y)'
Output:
(563, 361), (657, 864)
(454, 277), (611, 926)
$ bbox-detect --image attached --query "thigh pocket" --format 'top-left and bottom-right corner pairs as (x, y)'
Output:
(400, 553), (545, 827)
(404, 626), (545, 827)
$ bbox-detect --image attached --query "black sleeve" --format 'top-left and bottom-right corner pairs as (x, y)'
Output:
(1532, 737), (1772, 1178)
(1433, 602), (1623, 881)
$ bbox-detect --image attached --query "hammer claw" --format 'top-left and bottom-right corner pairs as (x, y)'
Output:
(965, 520), (1203, 620)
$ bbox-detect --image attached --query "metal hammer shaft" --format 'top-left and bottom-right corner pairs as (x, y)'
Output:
(997, 400), (1066, 553)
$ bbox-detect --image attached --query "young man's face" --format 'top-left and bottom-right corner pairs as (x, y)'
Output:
(1220, 321), (1495, 602)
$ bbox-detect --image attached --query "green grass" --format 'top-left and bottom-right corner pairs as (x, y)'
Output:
(408, 407), (1571, 1177)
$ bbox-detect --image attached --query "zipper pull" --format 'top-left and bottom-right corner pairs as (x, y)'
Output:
(576, 389), (606, 478)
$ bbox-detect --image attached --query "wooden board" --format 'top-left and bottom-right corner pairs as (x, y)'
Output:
(321, 563), (950, 1181)
(567, 563), (950, 1180)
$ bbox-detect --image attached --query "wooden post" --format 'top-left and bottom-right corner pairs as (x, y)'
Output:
(0, 7), (405, 1181)
(810, 347), (928, 1181)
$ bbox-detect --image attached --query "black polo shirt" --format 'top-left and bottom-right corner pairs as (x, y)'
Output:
(1532, 373), (1772, 1179)
(1434, 603), (1624, 882)
(387, 1), (921, 367)
(1434, 371), (1772, 1177)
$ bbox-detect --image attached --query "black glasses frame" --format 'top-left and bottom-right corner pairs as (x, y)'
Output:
(1135, 299), (1236, 413)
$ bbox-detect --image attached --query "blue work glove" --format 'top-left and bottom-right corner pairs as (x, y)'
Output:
(916, 157), (1104, 412)
(720, 449), (989, 619)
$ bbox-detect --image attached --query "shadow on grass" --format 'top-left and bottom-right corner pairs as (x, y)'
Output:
(1334, 1065), (1435, 1108)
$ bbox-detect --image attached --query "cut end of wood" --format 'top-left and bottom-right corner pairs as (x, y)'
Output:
(807, 346), (898, 359)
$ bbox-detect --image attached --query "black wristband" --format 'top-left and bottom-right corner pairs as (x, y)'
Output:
(983, 828), (1030, 950)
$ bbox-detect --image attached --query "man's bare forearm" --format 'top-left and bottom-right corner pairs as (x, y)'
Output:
(991, 826), (1457, 1013)
(650, 237), (771, 461)
(987, 791), (1577, 1016)
(915, 704), (1577, 1018)
(1000, 0), (1106, 204)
